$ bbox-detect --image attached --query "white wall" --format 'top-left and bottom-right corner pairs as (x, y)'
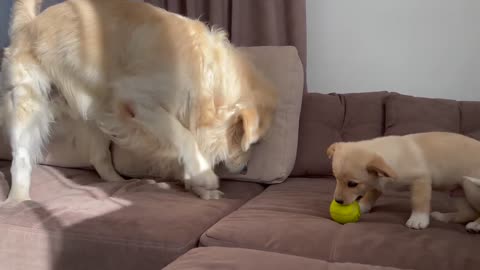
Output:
(307, 0), (480, 101)
(0, 0), (65, 48)
(0, 0), (13, 49)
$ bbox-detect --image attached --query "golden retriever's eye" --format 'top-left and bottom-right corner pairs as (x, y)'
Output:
(347, 181), (358, 188)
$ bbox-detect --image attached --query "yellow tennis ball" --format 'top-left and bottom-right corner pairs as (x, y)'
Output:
(329, 200), (361, 224)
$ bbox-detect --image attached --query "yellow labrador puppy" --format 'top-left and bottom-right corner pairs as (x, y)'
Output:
(327, 132), (480, 232)
(1, 0), (277, 202)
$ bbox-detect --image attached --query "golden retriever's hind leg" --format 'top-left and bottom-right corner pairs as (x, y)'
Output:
(2, 66), (53, 204)
(406, 177), (432, 230)
(359, 189), (382, 213)
(87, 125), (125, 182)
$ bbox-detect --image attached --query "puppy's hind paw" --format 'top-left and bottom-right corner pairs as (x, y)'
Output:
(406, 212), (430, 230)
(466, 221), (480, 233)
(430, 211), (450, 223)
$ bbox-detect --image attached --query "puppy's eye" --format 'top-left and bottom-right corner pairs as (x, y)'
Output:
(347, 181), (358, 188)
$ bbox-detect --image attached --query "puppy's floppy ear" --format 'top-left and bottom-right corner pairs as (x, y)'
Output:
(366, 155), (397, 178)
(326, 143), (339, 159)
(239, 107), (260, 152)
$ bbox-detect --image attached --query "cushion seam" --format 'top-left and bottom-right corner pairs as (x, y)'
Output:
(1, 223), (201, 252)
(201, 232), (326, 261)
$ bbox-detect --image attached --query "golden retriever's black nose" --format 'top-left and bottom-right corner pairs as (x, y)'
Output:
(335, 199), (344, 205)
(240, 165), (248, 175)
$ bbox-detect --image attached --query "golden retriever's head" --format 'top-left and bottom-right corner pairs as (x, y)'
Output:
(223, 99), (276, 174)
(327, 142), (397, 205)
(222, 67), (278, 174)
(200, 47), (278, 175)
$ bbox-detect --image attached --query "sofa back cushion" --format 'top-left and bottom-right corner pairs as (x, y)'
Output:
(384, 93), (460, 135)
(292, 92), (480, 177)
(291, 92), (388, 177)
(460, 101), (480, 140)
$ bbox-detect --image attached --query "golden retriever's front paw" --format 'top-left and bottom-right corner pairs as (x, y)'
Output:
(406, 212), (430, 229)
(1, 196), (31, 208)
(465, 221), (480, 233)
(200, 190), (224, 200)
(191, 169), (220, 190)
(192, 186), (224, 200)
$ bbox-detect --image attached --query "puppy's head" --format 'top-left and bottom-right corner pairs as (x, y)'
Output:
(327, 142), (397, 205)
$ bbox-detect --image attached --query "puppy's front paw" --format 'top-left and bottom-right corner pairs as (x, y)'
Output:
(406, 212), (430, 230)
(465, 221), (480, 233)
(359, 201), (372, 214)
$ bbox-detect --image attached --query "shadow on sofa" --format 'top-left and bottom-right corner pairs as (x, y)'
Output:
(0, 162), (265, 269)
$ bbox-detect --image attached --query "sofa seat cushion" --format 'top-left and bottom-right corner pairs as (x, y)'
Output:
(0, 161), (264, 270)
(164, 247), (407, 270)
(201, 178), (480, 270)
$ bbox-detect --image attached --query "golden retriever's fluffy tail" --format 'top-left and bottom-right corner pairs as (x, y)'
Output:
(9, 0), (42, 36)
(463, 176), (480, 186)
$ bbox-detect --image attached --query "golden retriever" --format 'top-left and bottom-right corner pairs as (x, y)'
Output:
(0, 0), (277, 202)
(327, 132), (480, 232)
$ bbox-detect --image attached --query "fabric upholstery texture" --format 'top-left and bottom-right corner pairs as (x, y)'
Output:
(0, 161), (263, 270)
(164, 247), (408, 270)
(201, 178), (480, 270)
(384, 93), (461, 135)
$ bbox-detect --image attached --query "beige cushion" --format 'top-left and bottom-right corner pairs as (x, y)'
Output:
(0, 118), (92, 168)
(218, 46), (304, 183)
(113, 46), (304, 183)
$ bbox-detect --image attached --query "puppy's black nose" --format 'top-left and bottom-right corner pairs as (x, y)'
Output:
(335, 199), (344, 205)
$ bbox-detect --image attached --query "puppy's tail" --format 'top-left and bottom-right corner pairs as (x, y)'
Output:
(9, 0), (43, 37)
(463, 176), (480, 187)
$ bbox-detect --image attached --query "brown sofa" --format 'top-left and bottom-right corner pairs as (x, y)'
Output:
(1, 47), (480, 270)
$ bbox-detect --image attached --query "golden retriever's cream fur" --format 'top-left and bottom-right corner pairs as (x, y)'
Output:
(327, 132), (480, 232)
(1, 0), (277, 202)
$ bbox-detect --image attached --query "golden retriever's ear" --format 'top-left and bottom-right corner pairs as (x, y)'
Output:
(239, 108), (260, 151)
(326, 143), (338, 159)
(366, 156), (397, 178)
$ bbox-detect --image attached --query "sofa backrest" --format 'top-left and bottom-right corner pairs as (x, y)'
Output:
(291, 92), (480, 177)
